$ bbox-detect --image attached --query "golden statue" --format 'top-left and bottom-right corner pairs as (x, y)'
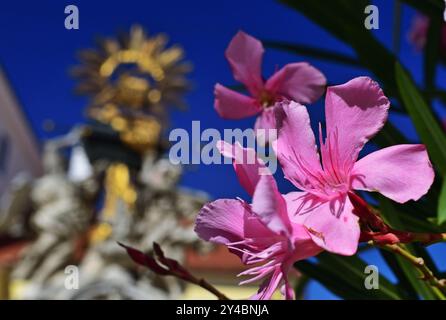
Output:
(72, 25), (191, 152)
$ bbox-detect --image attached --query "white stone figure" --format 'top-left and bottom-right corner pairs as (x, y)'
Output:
(134, 155), (210, 298)
(60, 153), (209, 300)
(7, 130), (209, 300)
(0, 173), (33, 237)
(10, 134), (94, 299)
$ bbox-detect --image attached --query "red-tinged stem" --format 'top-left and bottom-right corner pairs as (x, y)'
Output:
(174, 268), (229, 300)
(121, 242), (230, 300)
(194, 277), (230, 300)
(348, 193), (446, 298)
(360, 229), (446, 246)
(348, 192), (446, 246)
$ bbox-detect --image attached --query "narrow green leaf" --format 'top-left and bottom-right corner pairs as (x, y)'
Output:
(296, 260), (363, 299)
(318, 254), (402, 300)
(391, 244), (437, 300)
(294, 274), (310, 300)
(373, 121), (407, 148)
(395, 62), (446, 176)
(280, 0), (399, 97)
(379, 250), (419, 299)
(365, 192), (445, 233)
(423, 89), (446, 105)
(295, 253), (403, 300)
(263, 41), (362, 67)
(400, 0), (444, 17)
(379, 197), (439, 299)
(412, 243), (441, 277)
(438, 179), (446, 224)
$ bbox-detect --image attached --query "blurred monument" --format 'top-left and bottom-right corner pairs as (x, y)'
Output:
(2, 25), (209, 299)
(0, 67), (42, 299)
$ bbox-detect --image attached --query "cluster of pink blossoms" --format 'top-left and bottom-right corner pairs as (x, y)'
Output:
(194, 31), (435, 299)
(214, 31), (326, 142)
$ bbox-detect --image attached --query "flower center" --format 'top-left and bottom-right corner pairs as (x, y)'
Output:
(283, 125), (353, 202)
(317, 179), (350, 200)
(258, 90), (276, 108)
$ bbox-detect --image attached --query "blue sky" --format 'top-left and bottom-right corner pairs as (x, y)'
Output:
(1, 0), (445, 299)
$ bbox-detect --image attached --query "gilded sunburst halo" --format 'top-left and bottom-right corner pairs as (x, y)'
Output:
(71, 25), (192, 152)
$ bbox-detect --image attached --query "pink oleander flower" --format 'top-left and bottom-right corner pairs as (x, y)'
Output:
(273, 77), (435, 256)
(215, 31), (326, 140)
(194, 141), (322, 300)
(409, 15), (446, 58)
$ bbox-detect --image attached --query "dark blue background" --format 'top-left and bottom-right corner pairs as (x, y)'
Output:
(1, 0), (445, 299)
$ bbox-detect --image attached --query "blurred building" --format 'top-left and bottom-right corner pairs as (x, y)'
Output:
(184, 246), (259, 299)
(0, 66), (42, 299)
(0, 67), (41, 193)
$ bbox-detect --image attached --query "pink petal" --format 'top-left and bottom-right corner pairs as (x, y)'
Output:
(225, 31), (264, 94)
(303, 197), (360, 256)
(292, 232), (324, 259)
(194, 199), (246, 245)
(254, 109), (275, 130)
(252, 175), (292, 235)
(243, 209), (277, 240)
(214, 84), (261, 119)
(283, 191), (310, 225)
(254, 108), (277, 144)
(217, 140), (268, 196)
(249, 268), (283, 300)
(265, 62), (326, 104)
(195, 198), (274, 262)
(273, 101), (322, 188)
(283, 192), (330, 257)
(351, 144), (434, 203)
(325, 77), (390, 169)
(281, 281), (295, 300)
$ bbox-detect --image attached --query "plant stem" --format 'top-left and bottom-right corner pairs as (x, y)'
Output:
(193, 276), (230, 300)
(121, 242), (230, 300)
(349, 192), (446, 246)
(377, 243), (446, 299)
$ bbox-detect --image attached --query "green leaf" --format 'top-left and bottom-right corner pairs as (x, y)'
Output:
(263, 40), (362, 67)
(438, 179), (446, 224)
(296, 260), (363, 299)
(294, 274), (310, 300)
(395, 62), (446, 176)
(400, 0), (444, 17)
(412, 243), (441, 277)
(390, 245), (438, 300)
(379, 250), (419, 299)
(295, 252), (403, 300)
(423, 89), (446, 105)
(379, 197), (440, 299)
(372, 121), (407, 148)
(279, 0), (399, 97)
(365, 192), (445, 233)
